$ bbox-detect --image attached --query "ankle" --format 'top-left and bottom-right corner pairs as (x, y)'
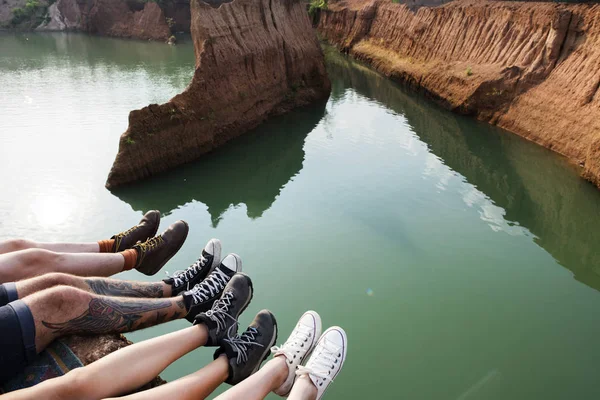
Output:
(291, 375), (318, 400)
(268, 356), (289, 389)
(120, 249), (138, 271)
(98, 239), (115, 253)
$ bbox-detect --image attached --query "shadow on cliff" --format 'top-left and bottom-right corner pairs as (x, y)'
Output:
(325, 46), (600, 292)
(111, 102), (326, 227)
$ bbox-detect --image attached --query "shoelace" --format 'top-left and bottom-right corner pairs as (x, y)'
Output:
(189, 268), (230, 305)
(135, 235), (164, 264)
(296, 338), (341, 385)
(171, 254), (209, 288)
(113, 224), (140, 250)
(202, 291), (237, 335)
(224, 327), (263, 365)
(271, 323), (312, 363)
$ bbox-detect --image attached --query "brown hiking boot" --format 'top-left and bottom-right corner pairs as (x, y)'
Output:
(132, 220), (189, 276)
(111, 210), (161, 252)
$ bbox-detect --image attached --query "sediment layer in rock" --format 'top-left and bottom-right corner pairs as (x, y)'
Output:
(105, 0), (331, 188)
(317, 0), (600, 188)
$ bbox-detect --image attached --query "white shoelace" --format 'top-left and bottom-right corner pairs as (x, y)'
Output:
(202, 291), (238, 335)
(171, 254), (209, 288)
(189, 268), (230, 305)
(224, 327), (263, 364)
(296, 338), (341, 384)
(271, 323), (312, 362)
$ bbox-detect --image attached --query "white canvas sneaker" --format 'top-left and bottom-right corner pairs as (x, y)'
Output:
(271, 311), (322, 397)
(296, 326), (348, 400)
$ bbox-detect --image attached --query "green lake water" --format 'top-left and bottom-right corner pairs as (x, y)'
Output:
(1, 33), (600, 399)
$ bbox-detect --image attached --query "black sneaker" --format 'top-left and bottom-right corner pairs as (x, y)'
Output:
(111, 210), (160, 252)
(183, 254), (242, 322)
(165, 238), (222, 296)
(193, 272), (253, 346)
(132, 220), (189, 276)
(214, 310), (278, 385)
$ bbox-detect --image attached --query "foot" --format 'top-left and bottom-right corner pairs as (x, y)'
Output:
(296, 327), (348, 400)
(165, 238), (222, 296)
(132, 220), (189, 276)
(183, 253), (242, 322)
(215, 309), (278, 385)
(111, 210), (160, 252)
(271, 311), (322, 397)
(193, 272), (253, 345)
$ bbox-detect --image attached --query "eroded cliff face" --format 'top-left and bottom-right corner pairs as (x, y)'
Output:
(317, 0), (600, 188)
(36, 0), (174, 41)
(105, 0), (330, 188)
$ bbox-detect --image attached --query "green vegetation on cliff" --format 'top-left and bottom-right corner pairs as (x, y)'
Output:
(11, 0), (51, 28)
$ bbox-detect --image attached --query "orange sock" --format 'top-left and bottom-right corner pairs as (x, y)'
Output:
(98, 239), (115, 253)
(120, 249), (138, 271)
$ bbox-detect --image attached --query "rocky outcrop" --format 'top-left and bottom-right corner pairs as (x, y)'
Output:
(37, 0), (173, 41)
(317, 0), (600, 188)
(105, 0), (330, 188)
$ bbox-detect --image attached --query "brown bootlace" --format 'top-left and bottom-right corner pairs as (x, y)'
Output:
(135, 236), (165, 265)
(113, 225), (140, 251)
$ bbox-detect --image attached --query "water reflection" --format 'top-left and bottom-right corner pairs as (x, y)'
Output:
(112, 102), (326, 226)
(324, 46), (600, 291)
(0, 32), (194, 89)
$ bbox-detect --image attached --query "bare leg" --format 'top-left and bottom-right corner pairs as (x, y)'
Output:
(3, 325), (209, 400)
(20, 285), (187, 352)
(288, 375), (318, 400)
(214, 357), (289, 400)
(113, 356), (229, 400)
(14, 272), (172, 299)
(0, 239), (99, 255)
(0, 250), (126, 283)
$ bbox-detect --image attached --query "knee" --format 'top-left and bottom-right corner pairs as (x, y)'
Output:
(3, 238), (37, 252)
(55, 367), (91, 398)
(43, 285), (92, 312)
(19, 248), (64, 270)
(39, 272), (79, 289)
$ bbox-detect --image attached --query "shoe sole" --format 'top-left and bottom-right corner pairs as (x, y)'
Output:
(252, 312), (279, 376)
(139, 220), (189, 276)
(315, 327), (348, 400)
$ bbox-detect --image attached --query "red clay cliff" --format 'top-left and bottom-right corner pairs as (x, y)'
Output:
(317, 0), (600, 188)
(105, 0), (330, 188)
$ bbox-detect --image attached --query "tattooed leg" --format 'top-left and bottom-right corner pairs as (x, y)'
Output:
(15, 272), (172, 299)
(3, 325), (215, 400)
(22, 285), (187, 352)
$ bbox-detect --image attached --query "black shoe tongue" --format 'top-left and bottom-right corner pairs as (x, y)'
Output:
(214, 338), (241, 361)
(195, 314), (217, 330)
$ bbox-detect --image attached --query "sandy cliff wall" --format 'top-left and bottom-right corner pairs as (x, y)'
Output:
(105, 0), (330, 188)
(317, 0), (600, 187)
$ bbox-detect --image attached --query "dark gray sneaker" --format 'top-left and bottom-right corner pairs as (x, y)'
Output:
(214, 310), (278, 385)
(165, 238), (222, 296)
(193, 273), (253, 345)
(183, 254), (242, 323)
